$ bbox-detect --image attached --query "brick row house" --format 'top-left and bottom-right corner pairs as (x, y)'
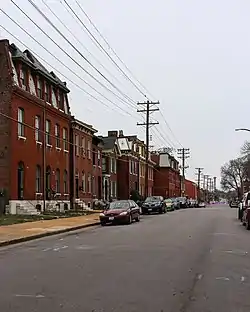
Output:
(0, 39), (102, 214)
(152, 150), (181, 198)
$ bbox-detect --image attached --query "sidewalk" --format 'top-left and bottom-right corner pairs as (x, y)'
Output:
(0, 213), (100, 247)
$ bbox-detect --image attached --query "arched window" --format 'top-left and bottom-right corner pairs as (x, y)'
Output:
(46, 166), (51, 199)
(36, 165), (41, 193)
(17, 162), (24, 199)
(63, 170), (68, 194)
(55, 169), (60, 193)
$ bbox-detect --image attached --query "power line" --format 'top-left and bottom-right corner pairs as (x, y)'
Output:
(137, 100), (159, 197)
(11, 0), (136, 110)
(26, 0), (137, 107)
(67, 0), (148, 99)
(177, 148), (190, 196)
(39, 0), (124, 89)
(0, 24), (137, 119)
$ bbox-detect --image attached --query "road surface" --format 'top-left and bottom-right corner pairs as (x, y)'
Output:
(1, 205), (250, 312)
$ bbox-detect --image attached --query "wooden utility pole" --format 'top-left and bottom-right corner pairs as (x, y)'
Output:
(137, 100), (159, 198)
(195, 167), (203, 202)
(177, 148), (190, 196)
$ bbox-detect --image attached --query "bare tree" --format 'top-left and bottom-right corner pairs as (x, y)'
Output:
(221, 158), (247, 198)
(241, 141), (250, 157)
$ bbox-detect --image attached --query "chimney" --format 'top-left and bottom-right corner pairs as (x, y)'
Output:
(119, 130), (124, 137)
(108, 130), (118, 137)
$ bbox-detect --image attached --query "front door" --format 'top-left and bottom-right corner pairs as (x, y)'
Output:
(75, 178), (79, 199)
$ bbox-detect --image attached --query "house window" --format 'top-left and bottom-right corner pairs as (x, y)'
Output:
(92, 148), (96, 165)
(111, 181), (117, 198)
(58, 91), (64, 110)
(111, 158), (116, 173)
(55, 169), (60, 193)
(18, 107), (25, 137)
(17, 161), (24, 199)
(75, 134), (79, 156)
(97, 150), (101, 167)
(129, 160), (133, 174)
(88, 174), (91, 193)
(55, 124), (60, 148)
(87, 141), (91, 159)
(63, 128), (68, 151)
(45, 119), (51, 145)
(20, 67), (27, 90)
(81, 137), (86, 157)
(46, 166), (51, 199)
(82, 171), (86, 192)
(102, 157), (106, 172)
(36, 165), (41, 193)
(92, 176), (96, 195)
(63, 170), (68, 194)
(44, 83), (49, 102)
(52, 88), (58, 107)
(37, 78), (42, 99)
(35, 115), (41, 142)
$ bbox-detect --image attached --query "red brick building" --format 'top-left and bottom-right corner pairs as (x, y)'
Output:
(115, 130), (154, 199)
(184, 179), (197, 199)
(70, 119), (102, 209)
(152, 151), (180, 198)
(98, 132), (121, 201)
(0, 40), (72, 214)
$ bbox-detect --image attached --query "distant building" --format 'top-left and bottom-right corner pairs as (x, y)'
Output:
(184, 179), (197, 199)
(152, 151), (180, 198)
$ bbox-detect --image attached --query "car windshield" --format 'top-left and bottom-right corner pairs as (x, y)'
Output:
(165, 199), (172, 203)
(108, 201), (129, 210)
(145, 196), (161, 202)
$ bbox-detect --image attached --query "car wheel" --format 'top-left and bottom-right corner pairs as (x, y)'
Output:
(135, 213), (140, 222)
(128, 214), (132, 224)
(101, 222), (106, 226)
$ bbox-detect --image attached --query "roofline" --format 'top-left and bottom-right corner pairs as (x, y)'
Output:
(72, 118), (97, 133)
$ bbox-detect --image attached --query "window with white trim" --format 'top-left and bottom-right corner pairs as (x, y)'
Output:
(55, 124), (60, 148)
(75, 134), (79, 156)
(87, 140), (91, 159)
(45, 119), (51, 145)
(82, 171), (86, 192)
(18, 108), (25, 137)
(63, 128), (68, 151)
(55, 169), (60, 193)
(35, 115), (41, 142)
(81, 137), (86, 157)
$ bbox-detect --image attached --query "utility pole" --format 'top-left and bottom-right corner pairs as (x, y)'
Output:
(177, 148), (190, 196)
(195, 167), (203, 203)
(137, 100), (159, 198)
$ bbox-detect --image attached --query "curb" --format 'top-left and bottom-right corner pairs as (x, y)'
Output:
(0, 221), (100, 247)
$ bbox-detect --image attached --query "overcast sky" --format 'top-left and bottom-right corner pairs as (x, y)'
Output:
(1, 0), (250, 184)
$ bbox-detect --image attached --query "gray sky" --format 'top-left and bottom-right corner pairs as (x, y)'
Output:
(1, 0), (250, 184)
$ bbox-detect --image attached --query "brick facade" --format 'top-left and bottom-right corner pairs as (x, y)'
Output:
(185, 179), (197, 199)
(152, 152), (181, 198)
(0, 40), (72, 213)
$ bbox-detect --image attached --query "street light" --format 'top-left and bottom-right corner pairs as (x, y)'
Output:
(235, 128), (250, 132)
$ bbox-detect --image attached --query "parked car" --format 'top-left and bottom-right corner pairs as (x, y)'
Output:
(241, 192), (250, 229)
(229, 200), (239, 208)
(199, 201), (206, 208)
(99, 200), (140, 225)
(176, 197), (187, 208)
(164, 198), (175, 211)
(141, 196), (166, 214)
(171, 198), (181, 209)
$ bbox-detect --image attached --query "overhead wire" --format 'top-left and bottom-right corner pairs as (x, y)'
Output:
(0, 17), (137, 119)
(0, 25), (139, 120)
(39, 0), (125, 90)
(6, 1), (181, 151)
(67, 1), (183, 149)
(10, 0), (137, 111)
(26, 0), (138, 107)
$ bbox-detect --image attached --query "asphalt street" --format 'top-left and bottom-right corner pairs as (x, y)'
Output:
(1, 205), (250, 312)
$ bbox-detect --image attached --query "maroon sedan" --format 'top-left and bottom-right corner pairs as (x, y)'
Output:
(99, 200), (140, 226)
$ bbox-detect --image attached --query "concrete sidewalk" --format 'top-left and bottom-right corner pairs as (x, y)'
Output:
(0, 213), (100, 247)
